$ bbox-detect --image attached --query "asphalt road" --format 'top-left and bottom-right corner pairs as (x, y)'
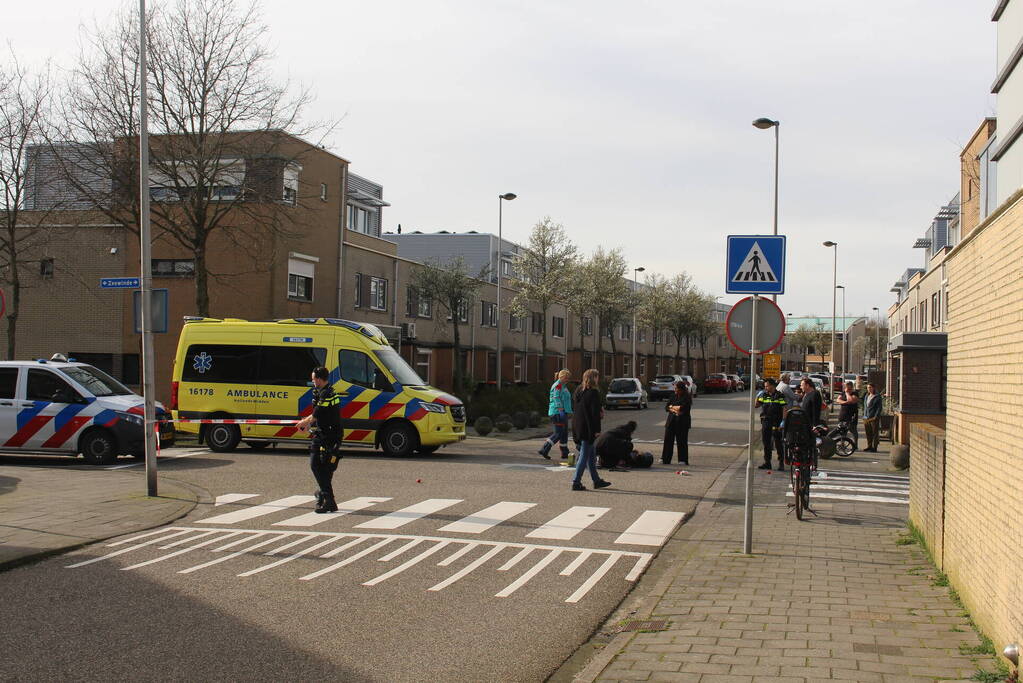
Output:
(0, 393), (752, 682)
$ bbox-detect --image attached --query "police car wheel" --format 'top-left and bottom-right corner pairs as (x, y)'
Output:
(207, 424), (241, 452)
(381, 422), (418, 457)
(80, 430), (118, 466)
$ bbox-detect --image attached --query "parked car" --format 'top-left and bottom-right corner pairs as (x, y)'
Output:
(679, 375), (698, 398)
(727, 374), (744, 392)
(0, 354), (175, 465)
(788, 371), (805, 385)
(605, 377), (648, 410)
(740, 374), (763, 390)
(703, 373), (731, 393)
(648, 374), (682, 401)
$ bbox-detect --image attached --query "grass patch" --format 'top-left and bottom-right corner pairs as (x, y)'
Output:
(960, 635), (997, 657)
(951, 626), (965, 632)
(932, 571), (950, 587)
(896, 535), (916, 546)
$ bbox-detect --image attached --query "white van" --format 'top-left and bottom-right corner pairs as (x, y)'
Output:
(0, 355), (173, 465)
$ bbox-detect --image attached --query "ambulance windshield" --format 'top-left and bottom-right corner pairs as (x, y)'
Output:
(373, 348), (426, 387)
(63, 365), (134, 397)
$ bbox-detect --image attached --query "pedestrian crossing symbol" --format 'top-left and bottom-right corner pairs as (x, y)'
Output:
(726, 235), (786, 294)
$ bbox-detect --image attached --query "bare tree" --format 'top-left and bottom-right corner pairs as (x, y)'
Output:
(636, 273), (672, 374)
(52, 0), (328, 316)
(576, 247), (630, 373)
(789, 323), (830, 369)
(509, 217), (577, 379)
(409, 257), (485, 396)
(0, 51), (53, 358)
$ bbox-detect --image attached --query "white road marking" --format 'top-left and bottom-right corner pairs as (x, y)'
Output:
(560, 551), (593, 576)
(428, 545), (507, 592)
(816, 470), (909, 481)
(238, 537), (343, 577)
(272, 496), (392, 528)
(566, 553), (622, 603)
(159, 530), (222, 549)
(215, 494), (260, 507)
(498, 547), (534, 571)
(107, 527), (190, 547)
(378, 538), (425, 562)
(362, 541), (452, 586)
(213, 533), (271, 552)
(321, 537), (370, 558)
(625, 554), (652, 582)
(810, 484), (909, 495)
(122, 532), (240, 570)
(197, 495), (316, 525)
(299, 538), (397, 580)
(178, 535), (288, 574)
(438, 502), (536, 534)
(65, 529), (196, 568)
(526, 506), (609, 540)
(354, 499), (463, 530)
(105, 449), (207, 470)
(787, 491), (908, 505)
(264, 534), (318, 556)
(496, 549), (563, 598)
(437, 542), (479, 567)
(614, 511), (687, 546)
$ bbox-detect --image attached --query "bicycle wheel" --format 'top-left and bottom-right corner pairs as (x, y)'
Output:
(793, 467), (804, 520)
(835, 437), (855, 457)
(800, 465), (811, 511)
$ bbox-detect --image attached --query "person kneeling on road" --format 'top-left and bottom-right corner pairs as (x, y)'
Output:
(757, 378), (787, 471)
(296, 365), (342, 514)
(596, 421), (637, 471)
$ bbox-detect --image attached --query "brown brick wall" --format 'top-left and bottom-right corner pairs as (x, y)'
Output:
(909, 423), (945, 569)
(944, 190), (1023, 654)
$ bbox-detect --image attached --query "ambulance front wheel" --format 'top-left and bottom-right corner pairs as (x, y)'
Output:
(206, 423), (241, 452)
(80, 430), (118, 466)
(380, 422), (418, 458)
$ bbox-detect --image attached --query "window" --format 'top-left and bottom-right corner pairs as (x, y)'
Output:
(40, 258), (54, 279)
(69, 352), (115, 377)
(150, 159), (245, 202)
(531, 312), (544, 334)
(287, 255), (316, 302)
(932, 292), (941, 328)
(481, 301), (497, 327)
(919, 301), (927, 331)
(639, 356), (646, 377)
(509, 314), (523, 332)
(623, 356), (631, 376)
(370, 277), (387, 311)
(153, 259), (195, 277)
(354, 273), (362, 307)
(513, 353), (524, 382)
(182, 344), (260, 383)
(339, 349), (377, 389)
(639, 328), (647, 343)
(406, 286), (432, 318)
(502, 261), (511, 276)
(26, 369), (78, 402)
(619, 324), (631, 341)
(348, 204), (374, 234)
(447, 299), (469, 323)
(0, 368), (16, 399)
(582, 317), (593, 336)
(283, 164), (299, 204)
(415, 350), (431, 383)
(552, 316), (565, 338)
(374, 347), (425, 386)
(262, 346), (327, 386)
(320, 183), (328, 201)
(602, 324), (612, 339)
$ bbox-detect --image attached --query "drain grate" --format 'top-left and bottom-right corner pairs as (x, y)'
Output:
(619, 619), (669, 632)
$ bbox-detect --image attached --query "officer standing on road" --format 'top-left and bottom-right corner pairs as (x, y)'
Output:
(757, 378), (787, 471)
(296, 366), (342, 514)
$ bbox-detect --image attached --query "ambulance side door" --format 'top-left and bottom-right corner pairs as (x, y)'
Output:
(336, 348), (397, 443)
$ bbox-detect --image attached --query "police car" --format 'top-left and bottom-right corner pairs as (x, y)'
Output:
(0, 355), (173, 465)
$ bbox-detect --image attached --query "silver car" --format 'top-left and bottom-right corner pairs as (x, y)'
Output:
(605, 377), (649, 410)
(648, 374), (697, 401)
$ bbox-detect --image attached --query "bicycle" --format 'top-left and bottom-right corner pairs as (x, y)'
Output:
(828, 420), (857, 457)
(782, 408), (819, 521)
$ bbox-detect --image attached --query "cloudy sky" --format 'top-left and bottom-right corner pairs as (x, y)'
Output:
(7, 1), (995, 318)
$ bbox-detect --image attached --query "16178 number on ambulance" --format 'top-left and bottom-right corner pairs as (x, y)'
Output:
(171, 317), (467, 456)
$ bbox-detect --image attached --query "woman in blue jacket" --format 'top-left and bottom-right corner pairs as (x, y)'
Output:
(539, 369), (573, 460)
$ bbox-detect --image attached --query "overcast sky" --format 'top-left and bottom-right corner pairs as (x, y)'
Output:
(6, 1), (995, 319)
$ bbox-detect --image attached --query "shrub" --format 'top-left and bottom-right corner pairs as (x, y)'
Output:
(466, 385), (543, 423)
(528, 411), (541, 427)
(474, 416), (494, 436)
(512, 412), (529, 429)
(496, 413), (512, 425)
(496, 417), (513, 432)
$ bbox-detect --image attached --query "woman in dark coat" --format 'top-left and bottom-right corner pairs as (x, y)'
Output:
(662, 380), (693, 465)
(571, 368), (612, 491)
(596, 420), (637, 469)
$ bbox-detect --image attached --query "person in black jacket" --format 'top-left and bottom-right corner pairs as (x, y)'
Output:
(662, 380), (693, 465)
(799, 378), (823, 427)
(571, 368), (612, 491)
(296, 366), (343, 513)
(596, 421), (637, 470)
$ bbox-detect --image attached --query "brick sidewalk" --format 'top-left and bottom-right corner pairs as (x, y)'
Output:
(0, 465), (200, 569)
(566, 451), (996, 683)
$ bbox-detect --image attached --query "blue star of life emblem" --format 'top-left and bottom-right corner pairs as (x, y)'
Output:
(193, 352), (213, 374)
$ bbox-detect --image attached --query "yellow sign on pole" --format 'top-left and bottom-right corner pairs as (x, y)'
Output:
(763, 353), (781, 379)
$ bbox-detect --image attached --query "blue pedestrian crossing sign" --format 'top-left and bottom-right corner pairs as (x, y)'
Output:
(726, 235), (786, 295)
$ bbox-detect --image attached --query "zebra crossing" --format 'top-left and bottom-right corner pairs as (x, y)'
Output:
(785, 469), (910, 506)
(64, 494), (688, 604)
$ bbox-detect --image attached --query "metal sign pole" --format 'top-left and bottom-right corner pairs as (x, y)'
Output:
(743, 295), (759, 554)
(139, 0), (158, 497)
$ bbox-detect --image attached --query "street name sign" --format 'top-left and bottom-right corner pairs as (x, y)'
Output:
(725, 235), (786, 295)
(100, 277), (140, 289)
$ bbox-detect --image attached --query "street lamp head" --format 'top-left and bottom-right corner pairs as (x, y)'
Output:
(823, 241), (837, 247)
(752, 117), (779, 129)
(872, 306), (879, 311)
(499, 193), (517, 201)
(635, 266), (645, 273)
(835, 285), (844, 290)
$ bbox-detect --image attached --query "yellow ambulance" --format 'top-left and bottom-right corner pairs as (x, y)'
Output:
(171, 317), (466, 456)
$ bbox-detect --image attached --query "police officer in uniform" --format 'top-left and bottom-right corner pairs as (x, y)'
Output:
(757, 377), (787, 471)
(297, 366), (342, 513)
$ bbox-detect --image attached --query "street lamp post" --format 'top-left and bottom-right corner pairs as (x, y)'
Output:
(496, 192), (516, 391)
(823, 242), (838, 409)
(753, 117), (780, 303)
(872, 306), (880, 373)
(836, 284), (846, 375)
(632, 266), (645, 379)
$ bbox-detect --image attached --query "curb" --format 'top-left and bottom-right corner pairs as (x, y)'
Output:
(0, 473), (208, 573)
(549, 448), (749, 683)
